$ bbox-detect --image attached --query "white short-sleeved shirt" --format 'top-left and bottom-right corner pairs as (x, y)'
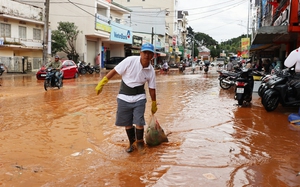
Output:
(284, 47), (300, 72)
(114, 56), (156, 103)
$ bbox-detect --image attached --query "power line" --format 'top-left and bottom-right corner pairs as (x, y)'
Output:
(188, 0), (246, 22)
(187, 0), (246, 17)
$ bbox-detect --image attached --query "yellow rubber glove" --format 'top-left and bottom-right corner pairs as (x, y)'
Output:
(95, 76), (109, 95)
(151, 101), (157, 114)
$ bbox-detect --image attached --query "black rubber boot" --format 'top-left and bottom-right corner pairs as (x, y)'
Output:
(136, 128), (145, 152)
(125, 127), (136, 153)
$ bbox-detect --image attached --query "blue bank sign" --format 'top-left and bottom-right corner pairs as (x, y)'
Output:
(110, 22), (132, 44)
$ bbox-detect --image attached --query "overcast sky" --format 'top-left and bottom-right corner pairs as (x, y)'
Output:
(178, 0), (250, 44)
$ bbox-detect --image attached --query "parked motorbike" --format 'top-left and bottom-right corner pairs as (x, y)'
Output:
(93, 64), (101, 73)
(0, 64), (5, 76)
(44, 68), (63, 91)
(258, 68), (292, 99)
(218, 68), (242, 90)
(77, 61), (87, 74)
(261, 68), (300, 111)
(85, 63), (94, 74)
(234, 68), (254, 105)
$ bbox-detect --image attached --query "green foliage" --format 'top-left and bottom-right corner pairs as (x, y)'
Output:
(51, 22), (81, 62)
(186, 26), (248, 58)
(186, 26), (220, 58)
(220, 34), (247, 54)
(209, 46), (218, 58)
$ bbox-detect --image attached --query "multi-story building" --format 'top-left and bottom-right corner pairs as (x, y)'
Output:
(113, 0), (181, 62)
(48, 0), (132, 68)
(177, 10), (189, 59)
(250, 0), (300, 61)
(15, 0), (132, 69)
(121, 6), (167, 53)
(113, 0), (178, 38)
(0, 0), (44, 73)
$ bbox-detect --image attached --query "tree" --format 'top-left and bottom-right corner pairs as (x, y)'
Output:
(194, 32), (218, 47)
(186, 27), (202, 58)
(209, 46), (219, 58)
(51, 22), (81, 62)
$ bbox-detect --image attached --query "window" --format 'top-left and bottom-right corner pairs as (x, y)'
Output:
(115, 18), (121, 23)
(33, 28), (41, 40)
(19, 26), (27, 39)
(127, 0), (130, 1)
(0, 23), (11, 37)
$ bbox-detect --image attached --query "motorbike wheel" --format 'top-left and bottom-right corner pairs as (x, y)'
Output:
(88, 69), (94, 74)
(80, 69), (87, 74)
(219, 78), (232, 90)
(238, 98), (244, 105)
(0, 71), (2, 76)
(262, 89), (279, 112)
(44, 79), (49, 91)
(258, 84), (264, 97)
(95, 69), (100, 73)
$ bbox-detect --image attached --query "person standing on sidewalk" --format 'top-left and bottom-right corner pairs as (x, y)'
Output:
(95, 43), (158, 153)
(95, 53), (100, 67)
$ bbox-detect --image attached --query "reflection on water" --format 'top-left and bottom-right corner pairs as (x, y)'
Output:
(0, 69), (300, 186)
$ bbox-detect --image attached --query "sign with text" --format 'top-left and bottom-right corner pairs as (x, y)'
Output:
(110, 22), (132, 44)
(95, 13), (111, 33)
(241, 38), (250, 58)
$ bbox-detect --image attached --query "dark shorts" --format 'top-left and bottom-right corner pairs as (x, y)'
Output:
(115, 98), (146, 127)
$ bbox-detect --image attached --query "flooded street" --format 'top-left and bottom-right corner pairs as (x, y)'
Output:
(1, 67), (300, 187)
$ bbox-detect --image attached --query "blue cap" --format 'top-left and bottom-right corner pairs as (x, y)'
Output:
(141, 43), (154, 53)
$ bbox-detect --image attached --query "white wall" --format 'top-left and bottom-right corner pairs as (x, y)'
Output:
(0, 0), (43, 20)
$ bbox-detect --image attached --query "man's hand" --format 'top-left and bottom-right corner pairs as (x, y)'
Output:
(95, 76), (109, 95)
(151, 101), (157, 114)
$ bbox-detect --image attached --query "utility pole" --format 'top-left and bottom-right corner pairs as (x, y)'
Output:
(247, 0), (250, 39)
(191, 34), (195, 60)
(43, 0), (50, 65)
(151, 27), (154, 44)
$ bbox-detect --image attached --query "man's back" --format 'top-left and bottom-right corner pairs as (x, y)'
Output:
(227, 62), (233, 71)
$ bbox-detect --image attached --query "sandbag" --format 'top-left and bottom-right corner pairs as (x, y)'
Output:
(145, 115), (168, 146)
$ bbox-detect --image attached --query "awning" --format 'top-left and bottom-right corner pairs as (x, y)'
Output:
(250, 43), (273, 51)
(21, 41), (43, 48)
(252, 25), (288, 45)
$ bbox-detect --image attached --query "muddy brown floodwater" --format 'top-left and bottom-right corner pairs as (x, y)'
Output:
(0, 67), (300, 187)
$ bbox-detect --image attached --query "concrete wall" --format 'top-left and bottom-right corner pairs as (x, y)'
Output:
(0, 0), (43, 21)
(113, 0), (177, 36)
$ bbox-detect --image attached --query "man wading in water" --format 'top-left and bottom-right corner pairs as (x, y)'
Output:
(95, 43), (158, 153)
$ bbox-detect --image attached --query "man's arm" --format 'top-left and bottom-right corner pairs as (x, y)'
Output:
(95, 69), (118, 95)
(149, 88), (156, 102)
(105, 69), (118, 79)
(149, 88), (157, 114)
(45, 62), (51, 68)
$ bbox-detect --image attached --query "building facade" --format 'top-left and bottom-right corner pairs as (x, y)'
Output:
(250, 0), (300, 62)
(12, 0), (132, 69)
(0, 0), (44, 73)
(113, 0), (182, 63)
(48, 0), (132, 68)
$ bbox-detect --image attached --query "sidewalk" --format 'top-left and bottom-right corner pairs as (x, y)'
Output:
(1, 71), (36, 77)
